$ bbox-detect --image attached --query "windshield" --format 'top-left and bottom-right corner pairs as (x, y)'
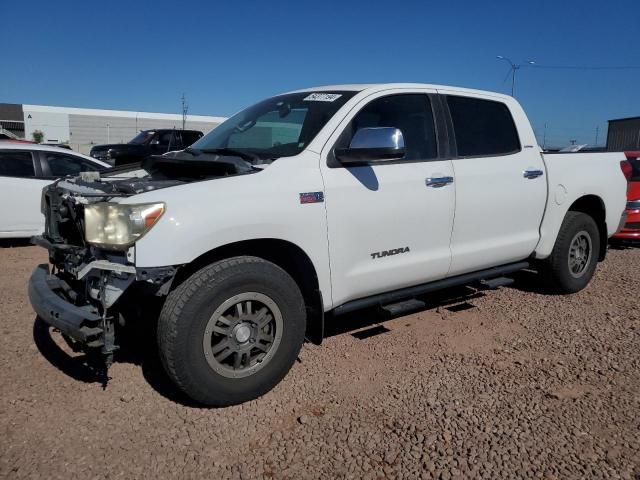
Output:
(129, 131), (155, 145)
(190, 91), (356, 160)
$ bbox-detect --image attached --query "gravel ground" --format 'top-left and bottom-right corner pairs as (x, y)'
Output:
(1, 243), (639, 479)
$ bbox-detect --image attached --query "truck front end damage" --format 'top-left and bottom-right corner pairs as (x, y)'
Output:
(29, 173), (177, 367)
(29, 156), (260, 369)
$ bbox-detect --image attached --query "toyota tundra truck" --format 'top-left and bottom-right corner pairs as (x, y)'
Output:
(28, 84), (628, 406)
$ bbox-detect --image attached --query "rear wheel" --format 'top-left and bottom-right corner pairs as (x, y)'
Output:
(157, 256), (306, 406)
(544, 211), (600, 293)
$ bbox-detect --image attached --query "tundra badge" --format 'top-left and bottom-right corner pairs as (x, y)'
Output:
(371, 247), (410, 259)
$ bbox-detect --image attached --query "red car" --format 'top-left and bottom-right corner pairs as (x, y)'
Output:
(613, 151), (640, 240)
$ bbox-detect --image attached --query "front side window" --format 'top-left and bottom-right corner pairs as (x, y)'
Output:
(46, 153), (104, 176)
(0, 151), (35, 177)
(191, 91), (357, 160)
(336, 94), (438, 161)
(447, 96), (520, 157)
(129, 131), (154, 145)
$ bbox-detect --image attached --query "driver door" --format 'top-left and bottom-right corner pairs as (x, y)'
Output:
(320, 91), (455, 308)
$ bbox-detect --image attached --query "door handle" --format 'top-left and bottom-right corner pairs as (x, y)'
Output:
(523, 169), (544, 179)
(426, 176), (454, 188)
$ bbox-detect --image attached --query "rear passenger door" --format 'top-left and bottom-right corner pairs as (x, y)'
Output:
(442, 93), (547, 275)
(0, 151), (51, 236)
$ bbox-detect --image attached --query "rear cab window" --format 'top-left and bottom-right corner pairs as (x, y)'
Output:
(446, 96), (520, 157)
(0, 151), (36, 178)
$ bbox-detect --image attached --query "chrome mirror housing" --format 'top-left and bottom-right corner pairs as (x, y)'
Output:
(335, 127), (406, 164)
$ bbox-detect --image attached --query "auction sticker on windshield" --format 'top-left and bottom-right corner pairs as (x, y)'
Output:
(304, 93), (342, 102)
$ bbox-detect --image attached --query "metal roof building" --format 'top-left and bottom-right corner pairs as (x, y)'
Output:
(607, 116), (640, 151)
(0, 103), (225, 154)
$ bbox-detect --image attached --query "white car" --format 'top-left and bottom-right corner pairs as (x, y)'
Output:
(28, 83), (628, 406)
(0, 143), (110, 238)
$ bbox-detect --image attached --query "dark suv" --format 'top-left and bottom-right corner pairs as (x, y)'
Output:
(90, 129), (203, 166)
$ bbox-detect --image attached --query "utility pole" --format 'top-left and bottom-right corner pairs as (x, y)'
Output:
(595, 126), (599, 146)
(496, 56), (536, 97)
(181, 93), (188, 131)
(542, 122), (547, 150)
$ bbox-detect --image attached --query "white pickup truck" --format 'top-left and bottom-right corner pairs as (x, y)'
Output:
(28, 83), (628, 406)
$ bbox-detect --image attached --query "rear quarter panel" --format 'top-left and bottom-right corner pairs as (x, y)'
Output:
(534, 152), (627, 258)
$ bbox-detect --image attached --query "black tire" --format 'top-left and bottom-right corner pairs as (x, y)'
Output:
(157, 256), (306, 407)
(544, 211), (600, 293)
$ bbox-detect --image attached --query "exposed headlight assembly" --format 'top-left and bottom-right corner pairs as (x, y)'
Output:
(84, 202), (165, 249)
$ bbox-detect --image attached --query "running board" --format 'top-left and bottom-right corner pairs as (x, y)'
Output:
(333, 261), (529, 316)
(380, 298), (426, 316)
(479, 276), (514, 289)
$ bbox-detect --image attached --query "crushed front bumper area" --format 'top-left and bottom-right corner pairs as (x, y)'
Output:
(29, 256), (177, 367)
(28, 264), (104, 346)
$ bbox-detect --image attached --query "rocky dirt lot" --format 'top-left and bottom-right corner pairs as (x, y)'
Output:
(0, 243), (639, 479)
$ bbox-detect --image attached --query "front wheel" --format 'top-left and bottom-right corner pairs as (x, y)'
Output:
(544, 211), (600, 293)
(157, 256), (306, 406)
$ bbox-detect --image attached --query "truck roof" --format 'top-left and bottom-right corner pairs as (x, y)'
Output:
(287, 83), (513, 101)
(141, 129), (202, 133)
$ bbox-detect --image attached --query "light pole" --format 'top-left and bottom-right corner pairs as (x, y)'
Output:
(496, 56), (535, 97)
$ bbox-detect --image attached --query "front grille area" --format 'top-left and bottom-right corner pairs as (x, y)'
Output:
(42, 187), (85, 246)
(624, 222), (640, 230)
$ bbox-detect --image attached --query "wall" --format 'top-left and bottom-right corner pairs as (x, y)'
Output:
(19, 104), (225, 153)
(68, 115), (221, 145)
(23, 108), (70, 143)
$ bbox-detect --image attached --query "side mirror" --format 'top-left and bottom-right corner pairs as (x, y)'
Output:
(335, 127), (405, 164)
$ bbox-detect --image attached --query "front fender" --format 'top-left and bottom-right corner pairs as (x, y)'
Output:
(125, 154), (334, 308)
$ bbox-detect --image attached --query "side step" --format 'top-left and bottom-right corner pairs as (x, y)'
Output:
(333, 261), (529, 316)
(380, 298), (426, 316)
(479, 276), (514, 289)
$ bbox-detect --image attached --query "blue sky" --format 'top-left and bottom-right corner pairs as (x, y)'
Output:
(2, 0), (639, 147)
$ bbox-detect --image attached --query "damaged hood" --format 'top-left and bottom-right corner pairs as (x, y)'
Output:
(56, 152), (261, 198)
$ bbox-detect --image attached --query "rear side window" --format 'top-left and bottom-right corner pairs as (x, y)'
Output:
(158, 132), (176, 146)
(447, 96), (520, 157)
(182, 131), (202, 146)
(45, 153), (104, 177)
(0, 151), (35, 177)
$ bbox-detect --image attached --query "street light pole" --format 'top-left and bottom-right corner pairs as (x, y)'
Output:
(496, 56), (535, 97)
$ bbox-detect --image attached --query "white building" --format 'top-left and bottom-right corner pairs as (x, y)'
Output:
(0, 103), (226, 154)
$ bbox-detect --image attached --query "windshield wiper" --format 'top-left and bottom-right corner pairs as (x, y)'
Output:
(199, 148), (259, 162)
